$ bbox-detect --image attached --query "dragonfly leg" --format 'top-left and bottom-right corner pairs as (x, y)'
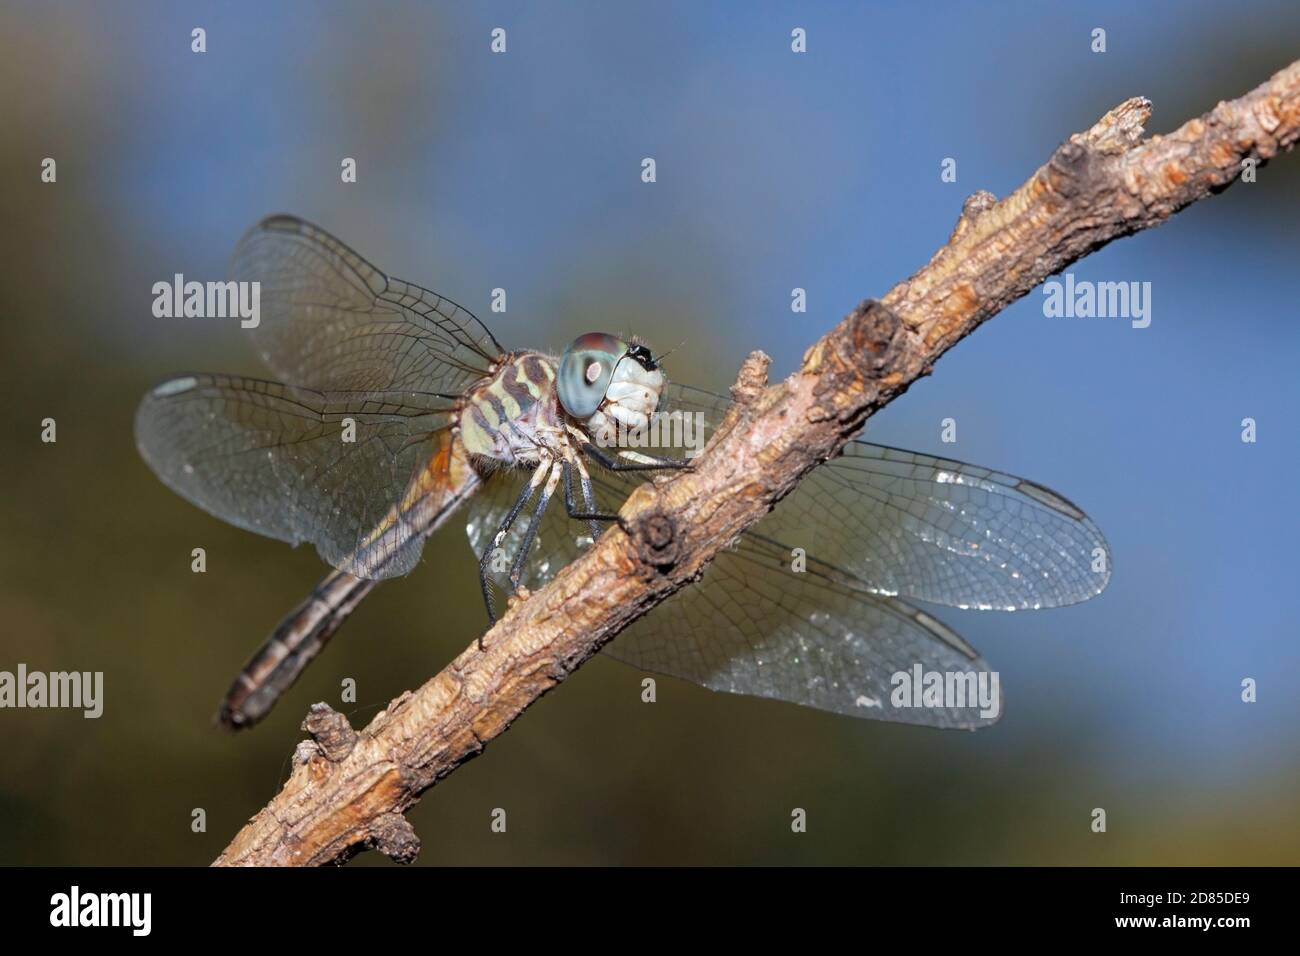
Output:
(510, 461), (562, 592)
(477, 462), (546, 643)
(563, 459), (617, 540)
(581, 442), (692, 472)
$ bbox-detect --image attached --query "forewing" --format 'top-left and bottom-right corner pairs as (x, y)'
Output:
(136, 373), (453, 579)
(231, 215), (504, 393)
(659, 383), (1110, 610)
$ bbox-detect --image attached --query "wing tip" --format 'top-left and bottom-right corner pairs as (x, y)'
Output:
(251, 212), (311, 234)
(1014, 478), (1088, 522)
(231, 213), (318, 269)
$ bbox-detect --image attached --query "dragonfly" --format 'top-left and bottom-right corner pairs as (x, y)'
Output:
(135, 215), (1111, 732)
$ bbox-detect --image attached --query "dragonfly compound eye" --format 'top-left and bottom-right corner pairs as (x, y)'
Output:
(558, 332), (628, 419)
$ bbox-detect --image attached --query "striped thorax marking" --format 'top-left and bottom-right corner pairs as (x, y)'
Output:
(459, 351), (561, 463)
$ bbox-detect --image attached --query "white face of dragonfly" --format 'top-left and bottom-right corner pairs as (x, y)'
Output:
(556, 332), (664, 438)
(588, 353), (664, 433)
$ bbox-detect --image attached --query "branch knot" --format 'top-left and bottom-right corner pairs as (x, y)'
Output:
(302, 703), (357, 762)
(1045, 140), (1101, 197)
(368, 812), (420, 865)
(634, 512), (679, 571)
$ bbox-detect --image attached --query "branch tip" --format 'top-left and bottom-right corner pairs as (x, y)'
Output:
(1079, 96), (1153, 153)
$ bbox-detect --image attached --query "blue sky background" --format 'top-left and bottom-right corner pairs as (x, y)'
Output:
(1, 1), (1296, 863)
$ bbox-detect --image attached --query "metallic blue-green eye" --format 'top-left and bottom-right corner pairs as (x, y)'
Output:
(557, 332), (628, 419)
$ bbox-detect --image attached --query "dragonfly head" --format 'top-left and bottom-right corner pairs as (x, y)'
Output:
(557, 332), (664, 434)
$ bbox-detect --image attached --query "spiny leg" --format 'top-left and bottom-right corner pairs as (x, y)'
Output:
(509, 461), (563, 591)
(562, 420), (691, 472)
(581, 442), (692, 472)
(478, 461), (547, 642)
(575, 458), (603, 538)
(563, 459), (618, 539)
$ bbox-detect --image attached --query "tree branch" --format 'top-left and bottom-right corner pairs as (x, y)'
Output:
(216, 59), (1300, 866)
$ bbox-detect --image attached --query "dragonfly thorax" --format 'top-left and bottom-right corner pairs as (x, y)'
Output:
(458, 343), (666, 468)
(459, 351), (566, 466)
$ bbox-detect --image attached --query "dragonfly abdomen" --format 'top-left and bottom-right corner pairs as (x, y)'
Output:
(218, 431), (482, 729)
(218, 568), (376, 729)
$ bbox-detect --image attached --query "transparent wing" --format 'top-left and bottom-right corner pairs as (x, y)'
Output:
(658, 383), (1111, 610)
(231, 215), (505, 393)
(464, 467), (998, 727)
(607, 538), (1000, 728)
(136, 373), (454, 579)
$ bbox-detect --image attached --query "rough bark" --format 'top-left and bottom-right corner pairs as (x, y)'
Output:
(216, 59), (1300, 867)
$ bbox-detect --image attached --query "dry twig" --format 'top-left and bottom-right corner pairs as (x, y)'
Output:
(216, 59), (1300, 866)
